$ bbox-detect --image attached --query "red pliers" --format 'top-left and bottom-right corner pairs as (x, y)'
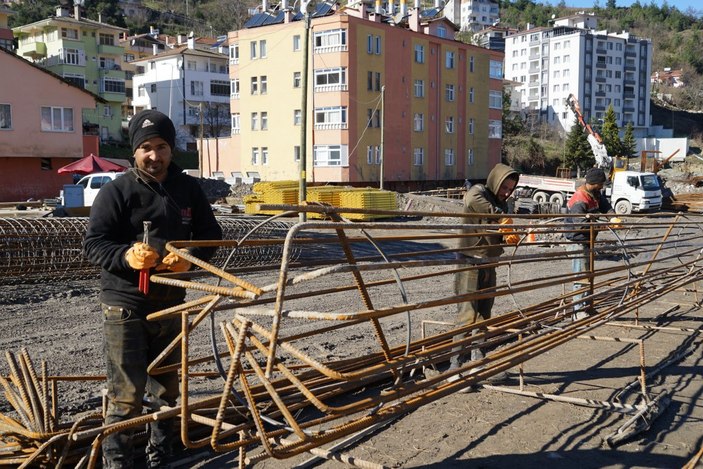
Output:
(138, 221), (152, 294)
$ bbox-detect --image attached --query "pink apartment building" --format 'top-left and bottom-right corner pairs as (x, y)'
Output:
(0, 47), (102, 201)
(212, 1), (503, 190)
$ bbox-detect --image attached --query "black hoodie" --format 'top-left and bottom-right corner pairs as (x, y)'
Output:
(83, 164), (223, 313)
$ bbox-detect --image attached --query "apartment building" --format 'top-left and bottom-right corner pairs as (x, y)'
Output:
(131, 36), (231, 151)
(504, 13), (652, 136)
(13, 4), (128, 143)
(443, 0), (499, 33)
(0, 4), (13, 51)
(225, 0), (503, 189)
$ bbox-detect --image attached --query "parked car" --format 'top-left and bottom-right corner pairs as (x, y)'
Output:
(59, 172), (125, 207)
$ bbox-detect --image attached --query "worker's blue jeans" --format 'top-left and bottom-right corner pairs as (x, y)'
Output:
(567, 243), (589, 313)
(101, 304), (180, 469)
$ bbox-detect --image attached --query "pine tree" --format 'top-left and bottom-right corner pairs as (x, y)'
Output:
(601, 104), (622, 158)
(621, 121), (637, 158)
(564, 118), (595, 172)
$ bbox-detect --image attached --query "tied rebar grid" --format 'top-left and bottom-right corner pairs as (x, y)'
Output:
(0, 217), (299, 284)
(1, 208), (702, 467)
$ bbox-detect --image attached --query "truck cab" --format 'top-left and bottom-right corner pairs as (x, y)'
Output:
(607, 171), (661, 214)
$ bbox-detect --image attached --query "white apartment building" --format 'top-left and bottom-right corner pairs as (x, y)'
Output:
(443, 0), (499, 32)
(131, 38), (230, 150)
(504, 13), (652, 136)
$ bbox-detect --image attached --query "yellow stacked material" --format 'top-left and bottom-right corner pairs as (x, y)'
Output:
(243, 194), (264, 214)
(339, 189), (397, 220)
(307, 186), (349, 219)
(253, 180), (298, 193)
(245, 181), (299, 215)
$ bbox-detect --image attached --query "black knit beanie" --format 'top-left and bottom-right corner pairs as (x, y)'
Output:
(129, 109), (176, 153)
(585, 167), (607, 184)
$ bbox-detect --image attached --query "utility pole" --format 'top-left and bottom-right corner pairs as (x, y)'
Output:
(199, 102), (204, 178)
(379, 85), (385, 190)
(299, 0), (316, 222)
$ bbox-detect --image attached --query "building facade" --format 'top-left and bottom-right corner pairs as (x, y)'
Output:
(225, 1), (503, 189)
(131, 38), (231, 151)
(443, 0), (499, 33)
(504, 13), (652, 136)
(13, 5), (128, 143)
(0, 47), (101, 201)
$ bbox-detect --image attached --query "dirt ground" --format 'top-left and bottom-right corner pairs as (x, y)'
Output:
(1, 214), (702, 469)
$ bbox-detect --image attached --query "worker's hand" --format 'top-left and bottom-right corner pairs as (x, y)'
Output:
(125, 242), (159, 270)
(498, 217), (520, 245)
(609, 217), (623, 229)
(156, 252), (192, 273)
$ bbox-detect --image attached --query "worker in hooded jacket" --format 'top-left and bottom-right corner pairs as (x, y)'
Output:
(449, 163), (520, 377)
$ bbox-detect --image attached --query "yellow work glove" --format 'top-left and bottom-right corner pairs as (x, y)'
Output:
(156, 252), (192, 273)
(498, 217), (520, 245)
(609, 217), (623, 229)
(125, 242), (159, 270)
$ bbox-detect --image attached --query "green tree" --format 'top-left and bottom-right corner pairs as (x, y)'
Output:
(502, 89), (524, 137)
(621, 121), (637, 158)
(564, 118), (595, 172)
(85, 0), (127, 28)
(600, 105), (622, 157)
(9, 0), (55, 27)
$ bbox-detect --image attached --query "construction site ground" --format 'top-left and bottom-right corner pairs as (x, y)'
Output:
(1, 211), (702, 469)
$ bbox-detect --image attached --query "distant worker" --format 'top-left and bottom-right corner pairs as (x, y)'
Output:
(84, 109), (223, 468)
(449, 163), (520, 383)
(565, 167), (619, 320)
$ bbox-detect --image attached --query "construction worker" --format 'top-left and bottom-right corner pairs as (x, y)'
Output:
(565, 167), (617, 320)
(83, 110), (222, 468)
(448, 163), (520, 384)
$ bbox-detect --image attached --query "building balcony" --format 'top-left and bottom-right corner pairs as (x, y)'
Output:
(624, 79), (636, 85)
(315, 84), (349, 93)
(596, 48), (607, 54)
(623, 106), (635, 113)
(624, 92), (635, 99)
(22, 42), (47, 59)
(595, 105), (606, 111)
(595, 76), (606, 82)
(98, 43), (124, 56)
(231, 92), (240, 99)
(528, 67), (540, 73)
(595, 91), (606, 97)
(625, 65), (636, 71)
(596, 62), (607, 69)
(314, 122), (348, 131)
(101, 90), (126, 102)
(625, 51), (636, 58)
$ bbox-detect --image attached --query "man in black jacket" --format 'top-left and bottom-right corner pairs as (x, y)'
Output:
(84, 110), (222, 468)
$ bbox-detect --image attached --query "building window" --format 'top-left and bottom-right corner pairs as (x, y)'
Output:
(261, 112), (268, 130)
(259, 40), (267, 58)
(413, 113), (424, 131)
(468, 118), (474, 134)
(231, 79), (240, 97)
(103, 78), (125, 94)
(61, 28), (78, 40)
(469, 87), (474, 103)
(367, 145), (380, 164)
(63, 48), (81, 65)
(251, 112), (258, 130)
(229, 44), (239, 63)
(313, 144), (348, 167)
(445, 116), (455, 133)
(375, 36), (381, 54)
(41, 106), (74, 132)
(63, 73), (85, 88)
(294, 145), (301, 161)
(293, 35), (301, 51)
(446, 51), (455, 69)
(467, 148), (474, 166)
(0, 104), (11, 129)
(260, 76), (268, 94)
(314, 29), (347, 50)
(367, 34), (373, 54)
(437, 26), (447, 38)
(251, 77), (258, 95)
(414, 44), (424, 63)
(294, 109), (302, 125)
(251, 148), (259, 164)
(99, 33), (115, 46)
(211, 80), (230, 96)
(446, 84), (455, 101)
(413, 148), (424, 165)
(315, 106), (347, 129)
(367, 71), (373, 91)
(190, 81), (203, 96)
(489, 90), (502, 109)
(250, 41), (257, 59)
(489, 119), (502, 138)
(262, 147), (268, 165)
(99, 57), (116, 70)
(137, 85), (145, 97)
(469, 55), (474, 72)
(489, 60), (503, 79)
(187, 104), (198, 118)
(231, 113), (240, 133)
(315, 67), (347, 89)
(375, 72), (381, 92)
(444, 149), (455, 166)
(187, 60), (197, 71)
(414, 79), (425, 98)
(294, 71), (301, 88)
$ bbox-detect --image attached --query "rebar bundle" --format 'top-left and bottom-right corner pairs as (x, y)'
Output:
(1, 207), (702, 467)
(0, 216), (297, 284)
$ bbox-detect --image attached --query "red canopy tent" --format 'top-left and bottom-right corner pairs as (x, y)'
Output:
(57, 154), (129, 175)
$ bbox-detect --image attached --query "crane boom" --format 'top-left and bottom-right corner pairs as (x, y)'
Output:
(565, 93), (612, 171)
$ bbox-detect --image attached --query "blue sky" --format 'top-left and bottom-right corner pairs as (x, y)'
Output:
(542, 0), (701, 15)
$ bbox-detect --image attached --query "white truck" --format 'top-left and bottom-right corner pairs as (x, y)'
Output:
(515, 170), (662, 214)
